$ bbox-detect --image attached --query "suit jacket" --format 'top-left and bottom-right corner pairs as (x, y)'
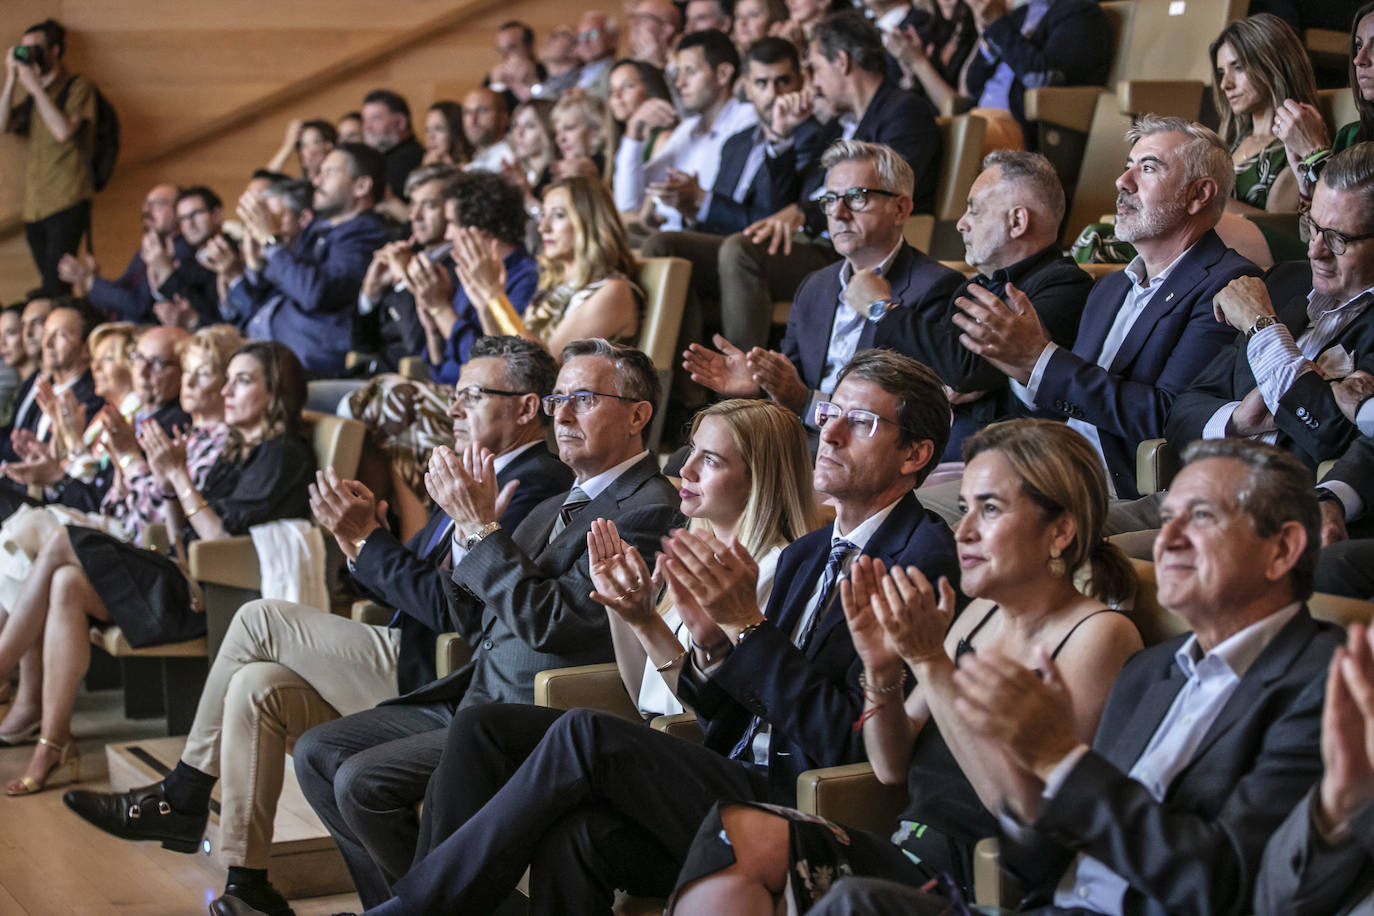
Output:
(389, 453), (681, 709)
(1034, 230), (1258, 498)
(87, 236), (198, 323)
(783, 242), (964, 396)
(760, 77), (942, 222)
(1166, 260), (1374, 470)
(1254, 788), (1374, 916)
(964, 0), (1112, 146)
(676, 492), (959, 804)
(697, 126), (774, 237)
(354, 443), (573, 695)
(1004, 608), (1342, 916)
(875, 245), (1091, 459)
(0, 369), (105, 464)
(157, 251), (221, 327)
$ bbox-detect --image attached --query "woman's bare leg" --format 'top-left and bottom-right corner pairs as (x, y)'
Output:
(670, 805), (791, 916)
(0, 527), (77, 677)
(0, 646), (44, 735)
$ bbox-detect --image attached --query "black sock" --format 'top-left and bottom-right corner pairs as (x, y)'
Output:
(225, 870), (291, 916)
(161, 760), (215, 815)
(226, 866), (268, 889)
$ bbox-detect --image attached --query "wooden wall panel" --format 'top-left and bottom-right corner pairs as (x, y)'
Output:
(0, 0), (608, 301)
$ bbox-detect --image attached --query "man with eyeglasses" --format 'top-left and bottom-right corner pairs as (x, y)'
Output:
(64, 334), (573, 916)
(143, 185), (225, 329)
(1165, 143), (1374, 504)
(627, 0), (682, 70)
(334, 348), (956, 916)
(574, 11), (621, 97)
(685, 138), (961, 428)
(285, 337), (680, 909)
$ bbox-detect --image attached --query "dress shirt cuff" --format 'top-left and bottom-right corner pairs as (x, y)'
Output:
(1357, 398), (1374, 438)
(449, 528), (471, 568)
(801, 390), (822, 429)
(1246, 322), (1308, 414)
(358, 290), (377, 315)
(694, 190), (713, 224)
(765, 136), (795, 157)
(1042, 744), (1091, 799)
(1203, 402), (1240, 439)
(1319, 480), (1363, 522)
(1021, 342), (1059, 405)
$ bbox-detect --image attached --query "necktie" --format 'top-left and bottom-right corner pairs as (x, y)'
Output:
(728, 537), (857, 762)
(548, 486), (590, 543)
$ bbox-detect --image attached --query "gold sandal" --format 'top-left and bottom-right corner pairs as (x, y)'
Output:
(5, 736), (80, 796)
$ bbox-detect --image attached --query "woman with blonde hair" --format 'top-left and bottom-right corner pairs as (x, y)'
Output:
(408, 398), (822, 856)
(550, 90), (610, 181)
(670, 419), (1143, 911)
(505, 99), (559, 212)
(453, 176), (640, 356)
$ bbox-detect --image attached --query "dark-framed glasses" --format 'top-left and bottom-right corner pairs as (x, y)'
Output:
(1299, 212), (1374, 256)
(452, 385), (529, 407)
(818, 186), (899, 216)
(814, 401), (903, 438)
(541, 389), (639, 416)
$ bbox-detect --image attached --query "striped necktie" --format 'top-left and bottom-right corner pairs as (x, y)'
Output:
(548, 486), (591, 543)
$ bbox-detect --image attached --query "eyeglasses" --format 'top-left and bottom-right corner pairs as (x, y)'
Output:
(814, 401), (904, 438)
(818, 187), (899, 216)
(451, 385), (528, 407)
(132, 353), (176, 373)
(541, 389), (639, 416)
(177, 207), (209, 223)
(577, 29), (603, 43)
(1299, 213), (1374, 255)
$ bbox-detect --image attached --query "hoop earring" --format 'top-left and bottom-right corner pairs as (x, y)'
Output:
(1047, 546), (1066, 579)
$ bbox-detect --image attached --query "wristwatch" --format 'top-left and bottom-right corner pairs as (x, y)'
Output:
(462, 521), (501, 551)
(352, 531), (373, 556)
(1246, 315), (1279, 338)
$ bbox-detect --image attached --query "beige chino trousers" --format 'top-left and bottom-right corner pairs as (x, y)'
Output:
(180, 599), (401, 867)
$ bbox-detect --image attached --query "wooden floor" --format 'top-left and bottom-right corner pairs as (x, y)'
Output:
(0, 689), (363, 916)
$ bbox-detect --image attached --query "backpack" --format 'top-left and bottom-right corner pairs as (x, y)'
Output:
(12, 75), (121, 192)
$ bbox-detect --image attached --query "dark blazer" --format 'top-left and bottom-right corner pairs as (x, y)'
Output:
(759, 77), (942, 222)
(0, 368), (105, 464)
(389, 453), (681, 709)
(354, 443), (573, 696)
(1004, 608), (1342, 916)
(697, 126), (774, 237)
(783, 242), (964, 396)
(676, 492), (959, 804)
(53, 397), (192, 513)
(157, 252), (221, 327)
(87, 236), (198, 323)
(964, 0), (1113, 147)
(1254, 787), (1374, 916)
(875, 245), (1091, 459)
(1034, 230), (1258, 498)
(1166, 260), (1374, 470)
(1325, 435), (1374, 523)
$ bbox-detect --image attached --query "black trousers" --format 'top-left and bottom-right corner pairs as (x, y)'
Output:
(376, 705), (769, 916)
(24, 199), (91, 296)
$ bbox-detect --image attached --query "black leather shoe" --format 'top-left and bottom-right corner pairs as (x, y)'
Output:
(209, 888), (294, 916)
(62, 781), (207, 853)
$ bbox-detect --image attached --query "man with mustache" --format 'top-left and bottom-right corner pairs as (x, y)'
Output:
(953, 115), (1260, 503)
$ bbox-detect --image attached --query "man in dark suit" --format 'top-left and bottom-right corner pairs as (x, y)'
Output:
(1168, 145), (1374, 475)
(877, 149), (1092, 464)
(227, 143), (393, 378)
(810, 438), (1341, 916)
(686, 139), (962, 431)
(353, 349), (959, 916)
(62, 335), (572, 916)
(151, 185), (225, 329)
(290, 339), (681, 909)
(953, 116), (1259, 500)
(710, 11), (943, 350)
(640, 36), (803, 352)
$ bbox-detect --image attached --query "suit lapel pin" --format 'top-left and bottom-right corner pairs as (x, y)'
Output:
(1165, 292), (1174, 302)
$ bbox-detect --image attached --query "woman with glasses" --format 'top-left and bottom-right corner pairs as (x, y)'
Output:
(670, 419), (1142, 912)
(397, 399), (822, 873)
(0, 341), (313, 795)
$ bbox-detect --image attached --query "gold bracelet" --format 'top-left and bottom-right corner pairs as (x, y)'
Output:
(117, 453), (137, 471)
(655, 650), (689, 672)
(183, 499), (209, 519)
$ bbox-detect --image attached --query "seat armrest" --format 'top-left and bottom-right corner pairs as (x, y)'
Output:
(345, 350), (367, 370)
(397, 357), (430, 381)
(435, 632), (473, 678)
(972, 837), (1026, 907)
(351, 599), (393, 625)
(649, 711), (703, 743)
(1116, 80), (1205, 119)
(1135, 438), (1180, 496)
(534, 663), (641, 721)
(188, 536), (261, 590)
(1023, 86), (1104, 132)
(795, 762), (907, 834)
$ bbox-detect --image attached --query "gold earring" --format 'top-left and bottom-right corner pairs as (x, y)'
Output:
(1047, 546), (1066, 579)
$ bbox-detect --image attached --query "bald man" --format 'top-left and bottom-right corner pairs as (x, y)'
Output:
(462, 88), (516, 174)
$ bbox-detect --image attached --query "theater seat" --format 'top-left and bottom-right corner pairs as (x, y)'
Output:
(1135, 437), (1181, 496)
(927, 114), (989, 259)
(637, 255), (692, 452)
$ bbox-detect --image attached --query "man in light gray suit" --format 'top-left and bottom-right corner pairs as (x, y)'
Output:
(292, 338), (682, 912)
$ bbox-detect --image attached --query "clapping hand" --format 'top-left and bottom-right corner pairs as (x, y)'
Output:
(0, 435), (61, 486)
(659, 529), (762, 639)
(423, 443), (518, 538)
(237, 191), (278, 245)
(308, 467), (387, 559)
(1318, 623), (1374, 833)
(746, 348), (809, 413)
(57, 252), (97, 296)
(587, 518), (658, 626)
(646, 169), (704, 216)
(408, 251), (455, 312)
(450, 227), (506, 306)
(847, 556), (954, 671)
(682, 334), (760, 397)
(138, 421), (188, 481)
(952, 283), (1049, 385)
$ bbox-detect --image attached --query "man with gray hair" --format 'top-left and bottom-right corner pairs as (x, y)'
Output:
(953, 115), (1260, 500)
(876, 149), (1093, 463)
(684, 138), (962, 428)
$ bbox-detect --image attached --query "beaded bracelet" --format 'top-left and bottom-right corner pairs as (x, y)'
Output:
(857, 667), (909, 699)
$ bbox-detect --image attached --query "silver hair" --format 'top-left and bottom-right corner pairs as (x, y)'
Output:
(1319, 142), (1374, 220)
(981, 149), (1066, 226)
(403, 163), (460, 197)
(820, 139), (915, 197)
(1125, 115), (1234, 221)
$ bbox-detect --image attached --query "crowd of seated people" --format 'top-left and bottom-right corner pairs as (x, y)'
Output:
(5, 3), (1374, 916)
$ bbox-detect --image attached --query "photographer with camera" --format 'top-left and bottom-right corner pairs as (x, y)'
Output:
(0, 20), (100, 298)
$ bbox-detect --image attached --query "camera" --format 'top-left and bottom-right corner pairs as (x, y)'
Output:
(13, 45), (44, 68)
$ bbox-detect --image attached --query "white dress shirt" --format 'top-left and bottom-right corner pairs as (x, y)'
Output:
(466, 140), (517, 174)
